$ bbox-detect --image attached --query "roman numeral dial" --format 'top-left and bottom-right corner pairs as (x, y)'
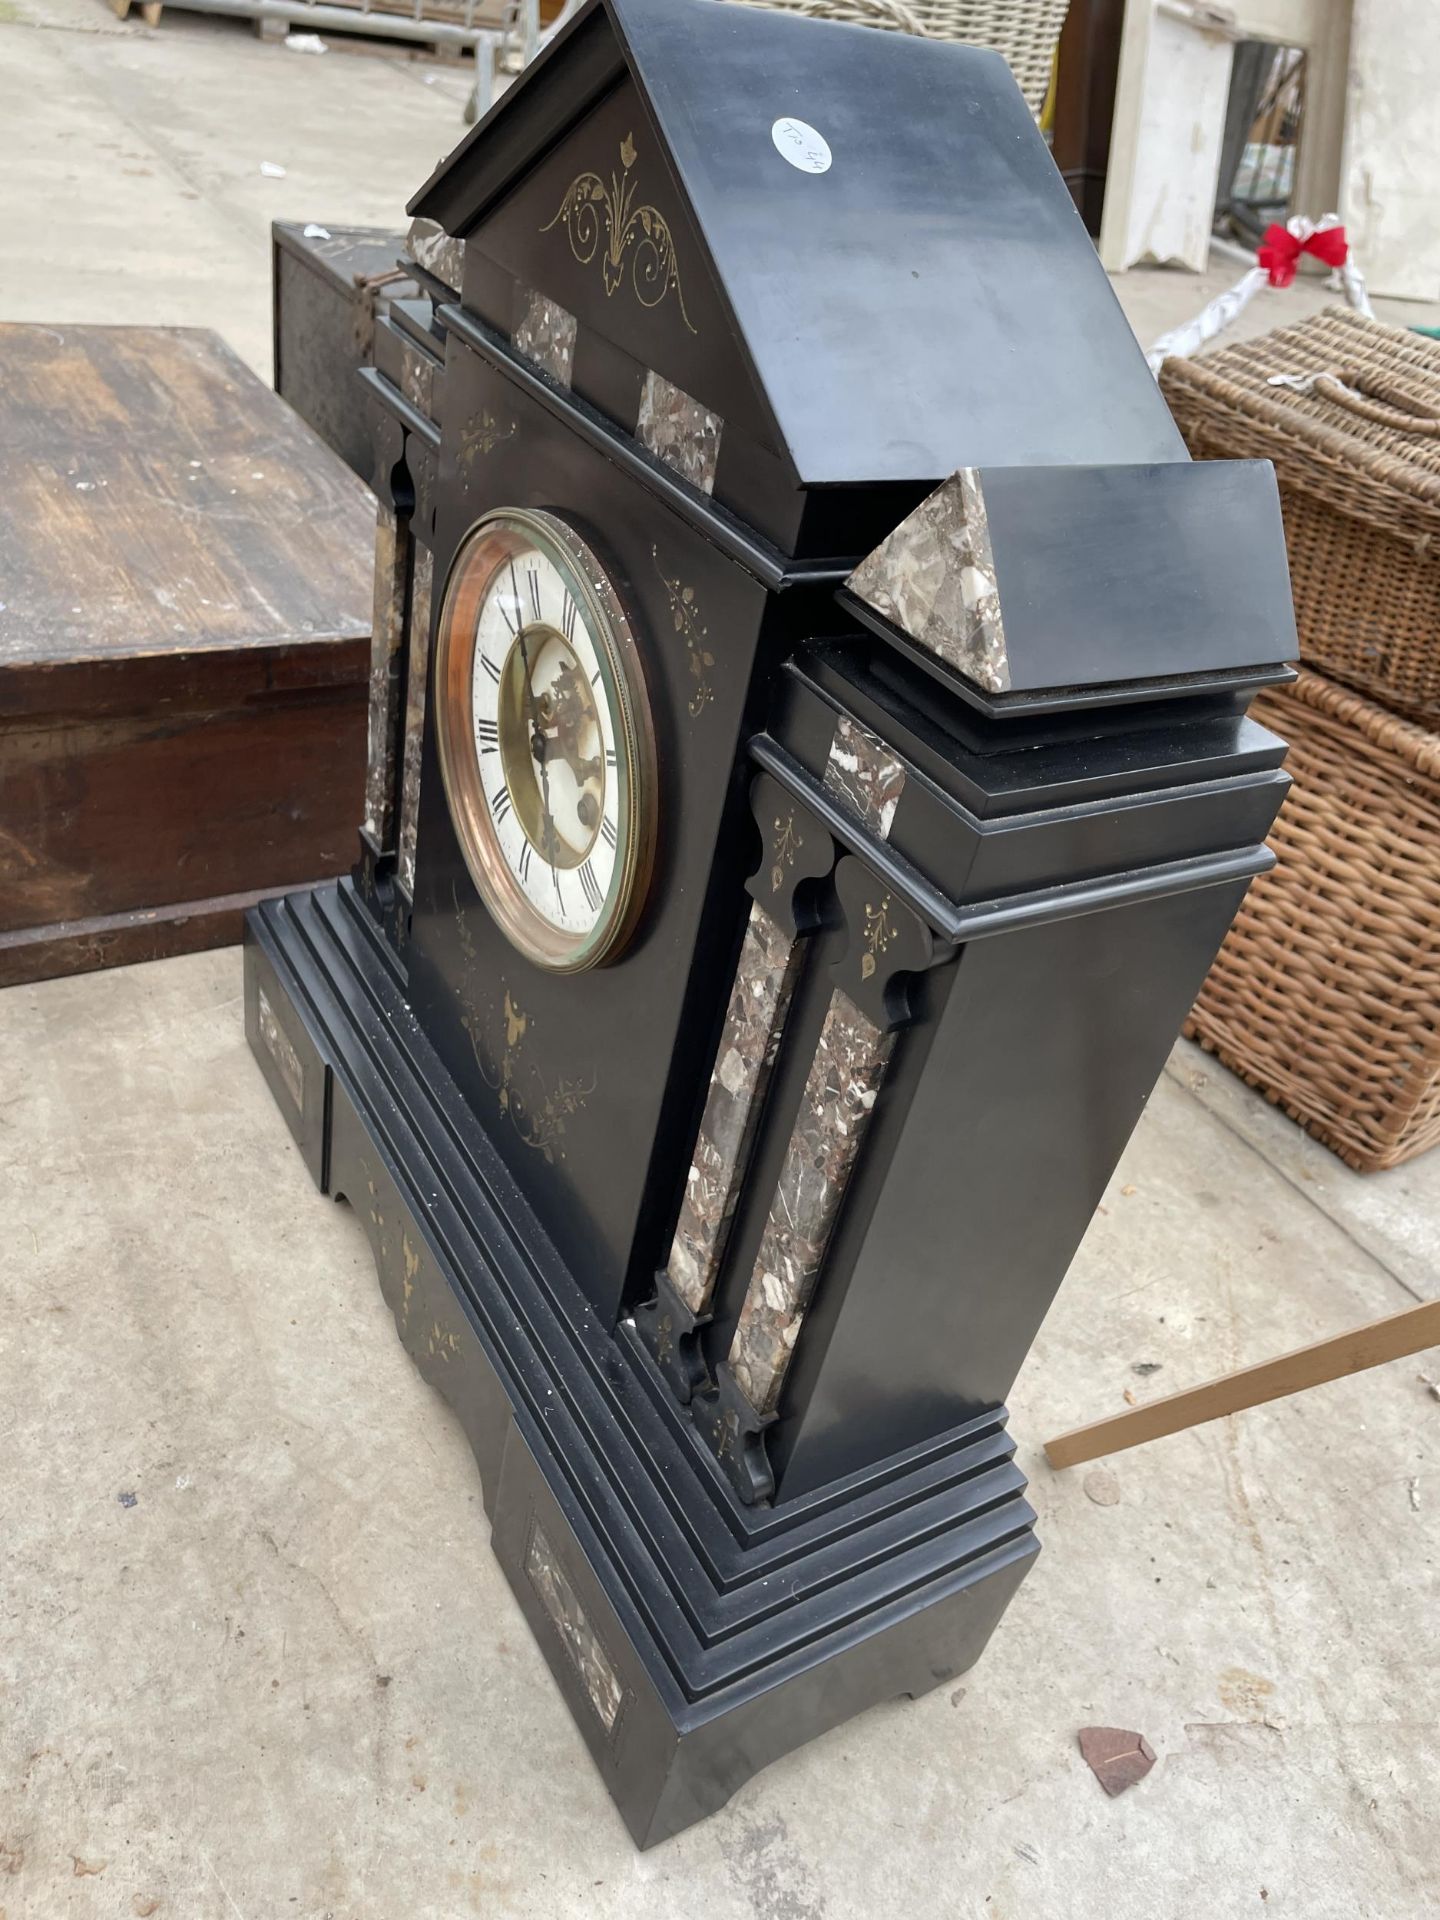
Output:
(434, 508), (657, 974)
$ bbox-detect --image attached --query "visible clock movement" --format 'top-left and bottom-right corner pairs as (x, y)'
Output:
(244, 0), (1297, 1851)
(434, 508), (655, 972)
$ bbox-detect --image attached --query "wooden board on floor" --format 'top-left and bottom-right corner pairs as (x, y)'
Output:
(1045, 1295), (1440, 1468)
(0, 323), (374, 988)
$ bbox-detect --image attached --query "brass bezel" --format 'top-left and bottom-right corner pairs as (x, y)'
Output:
(434, 508), (657, 974)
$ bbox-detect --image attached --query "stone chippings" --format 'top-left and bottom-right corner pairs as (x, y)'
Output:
(847, 466), (1011, 695)
(728, 990), (893, 1417)
(1077, 1727), (1157, 1797)
(668, 904), (802, 1314)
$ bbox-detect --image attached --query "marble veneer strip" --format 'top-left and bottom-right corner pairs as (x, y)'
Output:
(363, 504), (408, 847)
(397, 545), (435, 897)
(636, 370), (723, 495)
(727, 990), (894, 1418)
(256, 986), (303, 1114)
(406, 216), (464, 293)
(513, 287), (577, 388)
(525, 1523), (625, 1734)
(667, 902), (806, 1315)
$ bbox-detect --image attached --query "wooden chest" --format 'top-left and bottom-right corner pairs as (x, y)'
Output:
(271, 222), (415, 478)
(0, 323), (374, 987)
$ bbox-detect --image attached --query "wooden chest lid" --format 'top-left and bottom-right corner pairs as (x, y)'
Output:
(0, 324), (375, 685)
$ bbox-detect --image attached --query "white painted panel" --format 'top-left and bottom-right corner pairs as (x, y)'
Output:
(1101, 4), (1236, 273)
(1240, 0), (1329, 40)
(1341, 0), (1440, 302)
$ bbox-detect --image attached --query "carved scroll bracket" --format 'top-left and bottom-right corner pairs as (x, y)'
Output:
(689, 1363), (777, 1506)
(363, 399), (410, 509)
(632, 1270), (712, 1406)
(745, 772), (837, 939)
(830, 854), (953, 1031)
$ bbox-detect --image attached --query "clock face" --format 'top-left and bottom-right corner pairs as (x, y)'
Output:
(434, 509), (656, 972)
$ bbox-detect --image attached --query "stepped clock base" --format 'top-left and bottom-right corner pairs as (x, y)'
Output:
(243, 880), (1038, 1846)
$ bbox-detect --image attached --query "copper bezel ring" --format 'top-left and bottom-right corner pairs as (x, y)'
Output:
(434, 507), (657, 974)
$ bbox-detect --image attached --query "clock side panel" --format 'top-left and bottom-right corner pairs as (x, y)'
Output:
(406, 342), (774, 1324)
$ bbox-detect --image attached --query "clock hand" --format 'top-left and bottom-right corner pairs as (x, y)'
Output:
(535, 722), (561, 898)
(513, 618), (562, 894)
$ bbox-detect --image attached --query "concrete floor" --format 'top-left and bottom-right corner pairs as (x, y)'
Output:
(2, 4), (1439, 1916)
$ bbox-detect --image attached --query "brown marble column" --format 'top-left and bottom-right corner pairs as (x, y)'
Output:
(397, 546), (435, 897)
(362, 503), (410, 852)
(711, 855), (942, 1450)
(726, 988), (894, 1416)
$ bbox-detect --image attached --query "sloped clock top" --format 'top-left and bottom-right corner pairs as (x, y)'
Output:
(847, 459), (1300, 706)
(410, 0), (1185, 492)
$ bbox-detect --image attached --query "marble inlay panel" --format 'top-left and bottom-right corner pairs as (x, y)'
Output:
(525, 1522), (625, 1734)
(513, 287), (577, 388)
(405, 216), (464, 293)
(257, 986), (303, 1113)
(823, 716), (906, 840)
(636, 370), (723, 495)
(397, 545), (434, 898)
(727, 990), (893, 1417)
(847, 468), (1011, 695)
(668, 903), (805, 1315)
(363, 504), (408, 846)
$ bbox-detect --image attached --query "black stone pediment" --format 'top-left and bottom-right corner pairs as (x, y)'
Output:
(458, 75), (777, 453)
(411, 0), (1186, 502)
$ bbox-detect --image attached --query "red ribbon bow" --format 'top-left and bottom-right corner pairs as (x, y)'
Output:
(1257, 222), (1349, 289)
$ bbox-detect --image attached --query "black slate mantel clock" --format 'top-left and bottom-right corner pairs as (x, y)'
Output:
(244, 0), (1298, 1847)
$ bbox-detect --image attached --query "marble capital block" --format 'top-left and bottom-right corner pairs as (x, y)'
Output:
(823, 715), (906, 839)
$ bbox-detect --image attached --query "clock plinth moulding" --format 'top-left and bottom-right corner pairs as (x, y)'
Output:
(243, 0), (1297, 1847)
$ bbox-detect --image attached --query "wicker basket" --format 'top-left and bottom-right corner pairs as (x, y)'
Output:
(1187, 669), (1440, 1172)
(1161, 309), (1440, 722)
(729, 0), (1067, 116)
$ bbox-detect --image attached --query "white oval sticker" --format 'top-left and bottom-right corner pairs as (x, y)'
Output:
(771, 117), (832, 175)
